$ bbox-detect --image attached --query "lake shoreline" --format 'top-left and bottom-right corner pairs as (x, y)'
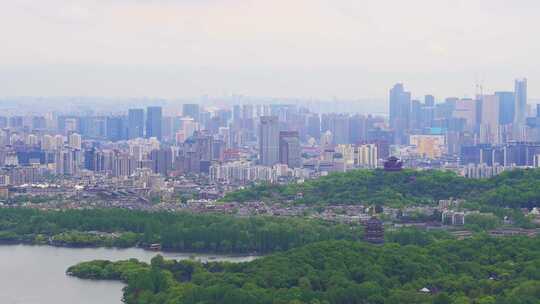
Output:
(0, 244), (257, 304)
(0, 242), (262, 260)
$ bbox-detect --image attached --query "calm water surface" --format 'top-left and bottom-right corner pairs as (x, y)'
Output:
(0, 245), (256, 304)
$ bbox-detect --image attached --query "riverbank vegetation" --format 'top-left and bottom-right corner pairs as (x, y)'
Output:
(0, 208), (361, 253)
(223, 168), (540, 209)
(68, 236), (540, 304)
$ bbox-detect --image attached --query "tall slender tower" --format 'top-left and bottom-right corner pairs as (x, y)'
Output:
(480, 95), (501, 144)
(514, 78), (527, 140)
(128, 109), (145, 139)
(389, 83), (411, 145)
(259, 116), (280, 166)
(146, 106), (163, 140)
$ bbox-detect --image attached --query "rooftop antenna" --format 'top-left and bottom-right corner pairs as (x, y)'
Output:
(475, 74), (484, 99)
(475, 83), (483, 98)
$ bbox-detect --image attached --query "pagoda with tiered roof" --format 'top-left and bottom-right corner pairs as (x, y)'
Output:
(364, 216), (385, 245)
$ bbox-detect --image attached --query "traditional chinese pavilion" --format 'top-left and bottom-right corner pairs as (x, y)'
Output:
(383, 156), (403, 172)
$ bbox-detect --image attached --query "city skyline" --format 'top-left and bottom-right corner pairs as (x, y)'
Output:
(0, 79), (538, 118)
(4, 2), (540, 304)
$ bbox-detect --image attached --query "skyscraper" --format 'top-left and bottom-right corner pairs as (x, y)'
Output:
(410, 99), (422, 131)
(178, 131), (214, 174)
(389, 83), (411, 144)
(514, 78), (527, 139)
(453, 98), (477, 132)
(307, 114), (321, 140)
(328, 114), (350, 145)
(495, 91), (515, 125)
(480, 95), (500, 144)
(242, 104), (254, 130)
(437, 98), (457, 120)
(279, 131), (301, 168)
(232, 105), (242, 129)
(348, 114), (366, 144)
(32, 116), (47, 130)
(161, 116), (174, 142)
(68, 133), (82, 150)
(183, 104), (200, 121)
(259, 116), (280, 166)
(424, 95), (435, 107)
(150, 148), (173, 176)
(420, 103), (435, 130)
(128, 109), (145, 139)
(146, 106), (163, 140)
(106, 116), (126, 142)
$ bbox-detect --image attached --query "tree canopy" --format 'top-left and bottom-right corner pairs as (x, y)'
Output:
(223, 168), (540, 209)
(0, 208), (361, 253)
(68, 236), (540, 304)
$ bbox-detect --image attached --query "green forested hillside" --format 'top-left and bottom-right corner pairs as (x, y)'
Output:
(69, 236), (540, 304)
(0, 208), (360, 253)
(223, 168), (540, 208)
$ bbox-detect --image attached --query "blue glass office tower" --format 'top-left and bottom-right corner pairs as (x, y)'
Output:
(146, 106), (163, 140)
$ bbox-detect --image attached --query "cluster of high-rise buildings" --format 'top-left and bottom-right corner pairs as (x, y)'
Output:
(389, 79), (540, 169)
(0, 79), (539, 187)
(390, 79), (529, 146)
(0, 101), (396, 186)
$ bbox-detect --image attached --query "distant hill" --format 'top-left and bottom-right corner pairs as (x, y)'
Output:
(223, 168), (540, 209)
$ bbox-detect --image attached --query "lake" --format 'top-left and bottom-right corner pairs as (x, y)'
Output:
(0, 245), (257, 304)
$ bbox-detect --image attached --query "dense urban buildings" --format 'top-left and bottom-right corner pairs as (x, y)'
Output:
(0, 78), (538, 196)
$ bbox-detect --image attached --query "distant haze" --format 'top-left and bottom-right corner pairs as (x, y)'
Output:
(1, 0), (539, 100)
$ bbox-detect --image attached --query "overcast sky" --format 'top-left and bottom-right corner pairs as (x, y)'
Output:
(1, 0), (539, 101)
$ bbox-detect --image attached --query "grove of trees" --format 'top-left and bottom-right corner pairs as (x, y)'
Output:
(68, 236), (540, 304)
(0, 208), (361, 253)
(223, 168), (540, 209)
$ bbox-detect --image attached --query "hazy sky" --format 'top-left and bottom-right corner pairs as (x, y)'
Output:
(1, 0), (539, 100)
